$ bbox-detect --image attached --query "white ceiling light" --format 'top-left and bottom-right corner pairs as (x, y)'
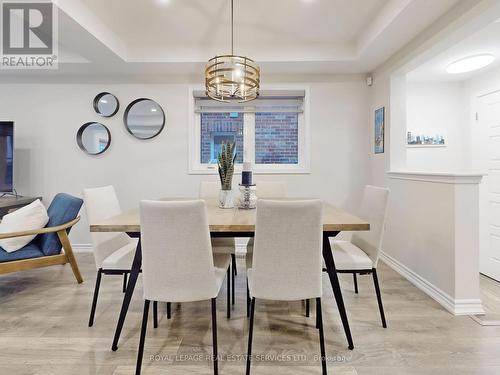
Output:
(155, 0), (171, 6)
(446, 54), (495, 74)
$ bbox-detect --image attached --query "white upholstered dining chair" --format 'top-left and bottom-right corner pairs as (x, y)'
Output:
(245, 181), (288, 257)
(329, 185), (390, 328)
(199, 181), (237, 304)
(136, 200), (231, 375)
(245, 181), (289, 314)
(246, 199), (327, 375)
(83, 185), (139, 327)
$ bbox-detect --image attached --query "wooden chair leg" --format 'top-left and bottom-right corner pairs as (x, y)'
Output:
(353, 273), (358, 294)
(306, 299), (310, 317)
(57, 230), (83, 283)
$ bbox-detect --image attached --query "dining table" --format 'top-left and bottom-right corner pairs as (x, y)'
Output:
(89, 198), (370, 352)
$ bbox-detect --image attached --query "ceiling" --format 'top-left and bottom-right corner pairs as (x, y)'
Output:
(0, 0), (463, 82)
(407, 18), (500, 82)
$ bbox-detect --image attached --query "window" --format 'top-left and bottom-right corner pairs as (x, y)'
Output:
(255, 112), (298, 164)
(190, 89), (309, 173)
(200, 112), (244, 164)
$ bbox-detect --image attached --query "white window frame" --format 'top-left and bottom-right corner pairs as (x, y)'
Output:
(188, 85), (310, 175)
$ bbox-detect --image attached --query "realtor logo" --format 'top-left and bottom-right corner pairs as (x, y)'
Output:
(1, 1), (58, 69)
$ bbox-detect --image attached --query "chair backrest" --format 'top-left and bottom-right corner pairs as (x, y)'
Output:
(351, 185), (390, 267)
(199, 181), (220, 198)
(251, 199), (323, 301)
(140, 200), (219, 303)
(255, 181), (288, 198)
(83, 186), (132, 269)
(36, 193), (83, 256)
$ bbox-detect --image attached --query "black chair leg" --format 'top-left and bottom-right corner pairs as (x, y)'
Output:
(316, 302), (320, 329)
(136, 299), (150, 375)
(246, 280), (250, 318)
(372, 268), (387, 328)
(167, 302), (171, 320)
(227, 267), (231, 319)
(305, 299), (310, 317)
(231, 260), (236, 306)
(153, 301), (158, 328)
(316, 298), (327, 375)
(232, 253), (237, 276)
(122, 272), (128, 293)
(246, 297), (256, 375)
(88, 269), (103, 327)
(211, 298), (219, 375)
(353, 273), (358, 294)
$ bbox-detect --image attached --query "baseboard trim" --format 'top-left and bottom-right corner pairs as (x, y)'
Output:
(72, 244), (93, 253)
(380, 251), (485, 316)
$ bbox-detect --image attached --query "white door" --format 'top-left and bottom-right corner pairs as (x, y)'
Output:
(479, 91), (500, 281)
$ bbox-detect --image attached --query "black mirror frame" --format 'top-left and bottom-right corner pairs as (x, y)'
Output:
(93, 92), (120, 117)
(123, 98), (165, 140)
(76, 122), (112, 155)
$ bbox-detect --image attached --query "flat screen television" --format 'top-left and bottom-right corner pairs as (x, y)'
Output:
(0, 122), (14, 193)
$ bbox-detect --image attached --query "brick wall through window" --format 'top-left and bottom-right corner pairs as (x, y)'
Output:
(255, 112), (298, 164)
(200, 113), (244, 163)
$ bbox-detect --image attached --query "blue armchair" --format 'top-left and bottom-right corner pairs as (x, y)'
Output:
(0, 193), (84, 283)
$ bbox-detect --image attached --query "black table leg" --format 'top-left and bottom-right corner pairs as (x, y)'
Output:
(111, 238), (142, 351)
(322, 232), (354, 350)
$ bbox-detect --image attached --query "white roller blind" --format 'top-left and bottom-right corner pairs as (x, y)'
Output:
(193, 90), (305, 113)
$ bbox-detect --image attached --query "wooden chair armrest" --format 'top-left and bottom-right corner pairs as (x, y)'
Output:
(0, 216), (81, 240)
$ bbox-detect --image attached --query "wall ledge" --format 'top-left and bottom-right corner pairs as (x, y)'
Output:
(73, 244), (93, 253)
(388, 171), (483, 184)
(380, 251), (485, 316)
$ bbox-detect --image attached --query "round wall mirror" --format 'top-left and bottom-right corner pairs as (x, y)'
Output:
(93, 92), (119, 117)
(76, 122), (111, 155)
(124, 98), (165, 140)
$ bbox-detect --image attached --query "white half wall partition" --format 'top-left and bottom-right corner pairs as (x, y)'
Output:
(383, 171), (484, 315)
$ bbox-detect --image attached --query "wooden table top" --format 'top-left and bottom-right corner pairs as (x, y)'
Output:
(90, 198), (370, 233)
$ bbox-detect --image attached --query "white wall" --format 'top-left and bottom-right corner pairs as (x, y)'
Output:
(0, 79), (370, 245)
(406, 81), (469, 171)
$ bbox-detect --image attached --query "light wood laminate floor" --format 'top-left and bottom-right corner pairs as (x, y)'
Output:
(471, 275), (500, 326)
(1, 253), (500, 375)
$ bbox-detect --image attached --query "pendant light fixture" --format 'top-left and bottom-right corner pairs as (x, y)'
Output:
(205, 0), (260, 102)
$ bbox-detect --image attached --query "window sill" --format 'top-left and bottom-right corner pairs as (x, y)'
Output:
(188, 167), (311, 175)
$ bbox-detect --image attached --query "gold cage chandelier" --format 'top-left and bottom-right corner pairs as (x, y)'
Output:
(205, 0), (260, 103)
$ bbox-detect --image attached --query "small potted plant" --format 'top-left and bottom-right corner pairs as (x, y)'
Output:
(217, 141), (236, 208)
